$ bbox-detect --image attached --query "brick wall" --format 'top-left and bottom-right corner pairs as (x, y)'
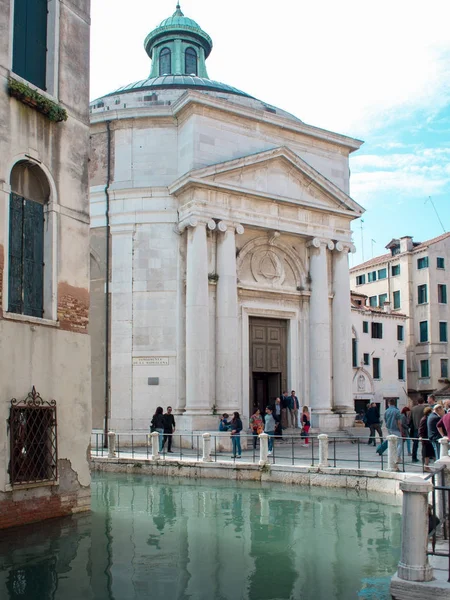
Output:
(57, 281), (89, 333)
(0, 487), (91, 529)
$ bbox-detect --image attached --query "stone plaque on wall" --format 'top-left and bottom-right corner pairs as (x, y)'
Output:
(133, 357), (169, 366)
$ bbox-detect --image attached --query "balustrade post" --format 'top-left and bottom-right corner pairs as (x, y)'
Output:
(396, 477), (433, 582)
(259, 433), (269, 466)
(438, 436), (449, 458)
(387, 434), (399, 471)
(202, 433), (212, 462)
(150, 431), (160, 460)
(318, 434), (329, 468)
(108, 431), (116, 458)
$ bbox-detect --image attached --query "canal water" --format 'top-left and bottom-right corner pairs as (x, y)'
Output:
(0, 472), (401, 600)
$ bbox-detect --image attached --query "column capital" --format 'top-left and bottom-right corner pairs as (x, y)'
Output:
(307, 237), (334, 251)
(334, 241), (356, 253)
(216, 221), (245, 235)
(179, 216), (216, 232)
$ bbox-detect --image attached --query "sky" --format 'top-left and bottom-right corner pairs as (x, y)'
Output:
(90, 0), (450, 265)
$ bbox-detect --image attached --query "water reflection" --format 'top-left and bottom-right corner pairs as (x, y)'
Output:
(0, 473), (401, 600)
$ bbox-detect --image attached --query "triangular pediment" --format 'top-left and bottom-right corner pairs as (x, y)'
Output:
(170, 147), (364, 216)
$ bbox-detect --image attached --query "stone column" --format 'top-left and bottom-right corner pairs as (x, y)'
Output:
(396, 477), (433, 582)
(308, 238), (334, 427)
(332, 243), (355, 421)
(259, 433), (269, 466)
(387, 434), (399, 471)
(215, 222), (244, 412)
(150, 431), (160, 460)
(185, 218), (216, 414)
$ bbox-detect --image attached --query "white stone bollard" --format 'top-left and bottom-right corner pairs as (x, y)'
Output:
(397, 477), (433, 582)
(259, 433), (269, 466)
(202, 433), (212, 462)
(150, 431), (160, 460)
(108, 431), (116, 458)
(438, 436), (449, 458)
(387, 434), (399, 471)
(318, 434), (329, 468)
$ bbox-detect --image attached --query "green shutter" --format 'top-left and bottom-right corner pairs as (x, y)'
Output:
(8, 194), (24, 314)
(12, 0), (28, 79)
(12, 0), (48, 89)
(23, 199), (44, 318)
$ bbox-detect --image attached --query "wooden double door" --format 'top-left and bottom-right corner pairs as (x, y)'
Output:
(249, 317), (287, 414)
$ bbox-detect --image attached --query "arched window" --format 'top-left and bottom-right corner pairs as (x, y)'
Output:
(9, 162), (49, 318)
(159, 47), (171, 75)
(185, 47), (197, 75)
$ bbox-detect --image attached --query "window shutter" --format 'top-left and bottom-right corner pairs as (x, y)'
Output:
(8, 194), (24, 314)
(12, 0), (28, 80)
(23, 199), (44, 318)
(25, 0), (48, 90)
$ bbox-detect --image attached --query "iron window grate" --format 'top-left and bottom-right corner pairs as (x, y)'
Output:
(9, 387), (57, 486)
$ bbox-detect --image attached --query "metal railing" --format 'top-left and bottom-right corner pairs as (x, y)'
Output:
(426, 464), (450, 582)
(90, 430), (446, 473)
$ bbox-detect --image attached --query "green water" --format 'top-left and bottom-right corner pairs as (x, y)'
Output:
(0, 473), (401, 600)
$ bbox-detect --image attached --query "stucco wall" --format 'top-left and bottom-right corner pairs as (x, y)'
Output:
(0, 0), (92, 526)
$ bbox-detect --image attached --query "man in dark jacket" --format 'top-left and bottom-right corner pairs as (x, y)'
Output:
(365, 403), (383, 446)
(411, 398), (426, 463)
(162, 407), (176, 453)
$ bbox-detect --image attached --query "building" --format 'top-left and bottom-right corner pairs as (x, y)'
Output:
(351, 292), (408, 417)
(350, 234), (450, 403)
(89, 4), (364, 433)
(0, 0), (91, 527)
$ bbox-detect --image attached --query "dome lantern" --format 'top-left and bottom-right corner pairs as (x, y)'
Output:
(145, 3), (213, 78)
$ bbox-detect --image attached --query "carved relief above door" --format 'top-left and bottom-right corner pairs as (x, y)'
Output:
(237, 235), (306, 291)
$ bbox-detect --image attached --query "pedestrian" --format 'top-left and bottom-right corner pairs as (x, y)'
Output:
(427, 394), (437, 407)
(281, 391), (289, 429)
(264, 406), (276, 455)
(365, 402), (383, 447)
(384, 399), (403, 457)
(151, 406), (165, 451)
(411, 397), (426, 463)
(274, 397), (283, 440)
(230, 411), (243, 458)
(443, 399), (450, 413)
(249, 408), (264, 449)
(219, 413), (230, 431)
(437, 404), (450, 438)
(400, 406), (412, 456)
(419, 407), (435, 471)
(428, 404), (445, 459)
(289, 390), (300, 428)
(162, 406), (175, 453)
(301, 406), (311, 445)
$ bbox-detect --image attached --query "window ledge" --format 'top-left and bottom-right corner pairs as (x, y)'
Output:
(8, 75), (67, 123)
(5, 480), (59, 492)
(3, 312), (59, 328)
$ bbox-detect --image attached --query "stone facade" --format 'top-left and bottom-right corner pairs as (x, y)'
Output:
(0, 0), (91, 527)
(351, 234), (450, 402)
(89, 6), (364, 434)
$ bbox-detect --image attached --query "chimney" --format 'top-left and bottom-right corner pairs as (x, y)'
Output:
(400, 236), (413, 253)
(383, 301), (392, 314)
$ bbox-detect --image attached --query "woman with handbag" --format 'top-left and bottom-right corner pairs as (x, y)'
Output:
(249, 408), (264, 450)
(400, 406), (412, 456)
(230, 412), (243, 458)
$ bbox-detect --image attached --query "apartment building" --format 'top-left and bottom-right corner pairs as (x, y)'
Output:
(351, 292), (408, 415)
(0, 0), (91, 528)
(350, 234), (450, 402)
